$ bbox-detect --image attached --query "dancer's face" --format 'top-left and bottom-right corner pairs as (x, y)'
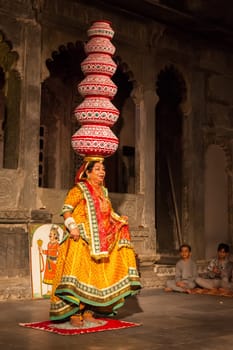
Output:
(88, 162), (105, 185)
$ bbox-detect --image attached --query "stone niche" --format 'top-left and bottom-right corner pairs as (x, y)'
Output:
(0, 226), (29, 277)
(0, 225), (32, 300)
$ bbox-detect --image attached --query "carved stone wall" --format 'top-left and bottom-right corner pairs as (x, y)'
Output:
(0, 0), (232, 298)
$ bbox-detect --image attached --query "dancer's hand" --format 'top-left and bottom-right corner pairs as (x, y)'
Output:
(70, 228), (80, 241)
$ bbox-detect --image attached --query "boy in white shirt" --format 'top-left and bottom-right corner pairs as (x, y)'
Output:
(165, 244), (197, 293)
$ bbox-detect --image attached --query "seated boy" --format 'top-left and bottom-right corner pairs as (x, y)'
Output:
(165, 244), (197, 293)
(195, 243), (233, 291)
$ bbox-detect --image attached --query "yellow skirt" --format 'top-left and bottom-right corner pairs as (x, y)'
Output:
(49, 237), (141, 320)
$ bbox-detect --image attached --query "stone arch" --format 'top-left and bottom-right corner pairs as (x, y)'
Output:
(104, 55), (136, 193)
(40, 46), (137, 192)
(0, 32), (20, 169)
(156, 64), (187, 105)
(155, 64), (187, 256)
(39, 41), (85, 189)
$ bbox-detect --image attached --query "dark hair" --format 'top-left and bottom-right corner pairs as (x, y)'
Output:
(83, 161), (105, 178)
(83, 161), (96, 178)
(179, 244), (191, 252)
(217, 243), (230, 253)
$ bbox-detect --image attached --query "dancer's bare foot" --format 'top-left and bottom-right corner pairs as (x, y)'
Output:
(164, 287), (172, 292)
(83, 310), (102, 324)
(70, 314), (84, 327)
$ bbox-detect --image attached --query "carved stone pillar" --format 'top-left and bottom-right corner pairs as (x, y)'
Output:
(20, 20), (42, 210)
(131, 83), (158, 271)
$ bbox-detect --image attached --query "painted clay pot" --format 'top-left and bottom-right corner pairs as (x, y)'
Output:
(81, 53), (117, 76)
(71, 125), (119, 157)
(72, 21), (119, 158)
(74, 97), (119, 127)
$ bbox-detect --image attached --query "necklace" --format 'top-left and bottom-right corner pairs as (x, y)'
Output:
(88, 180), (109, 212)
(88, 180), (103, 198)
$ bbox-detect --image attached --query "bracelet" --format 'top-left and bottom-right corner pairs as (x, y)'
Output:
(64, 217), (78, 231)
(68, 222), (78, 231)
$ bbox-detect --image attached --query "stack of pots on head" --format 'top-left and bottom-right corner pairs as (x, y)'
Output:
(72, 20), (119, 159)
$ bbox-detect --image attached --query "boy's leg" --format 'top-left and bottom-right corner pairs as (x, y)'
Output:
(166, 279), (187, 292)
(220, 278), (232, 290)
(185, 281), (196, 289)
(196, 277), (220, 289)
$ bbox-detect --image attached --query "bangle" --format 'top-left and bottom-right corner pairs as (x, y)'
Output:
(64, 217), (78, 231)
(68, 222), (78, 231)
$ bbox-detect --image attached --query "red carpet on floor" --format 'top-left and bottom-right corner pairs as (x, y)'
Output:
(19, 318), (141, 336)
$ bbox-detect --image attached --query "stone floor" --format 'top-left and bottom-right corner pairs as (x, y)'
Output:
(1, 288), (233, 350)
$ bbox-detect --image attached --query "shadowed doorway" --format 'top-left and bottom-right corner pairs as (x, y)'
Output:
(155, 65), (187, 260)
